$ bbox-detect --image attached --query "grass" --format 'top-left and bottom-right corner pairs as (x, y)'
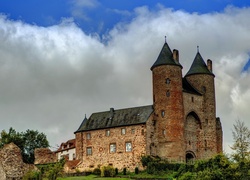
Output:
(57, 174), (131, 180)
(56, 170), (175, 180)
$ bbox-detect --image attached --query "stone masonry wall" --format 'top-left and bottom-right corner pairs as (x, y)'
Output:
(75, 124), (147, 171)
(152, 65), (185, 161)
(0, 143), (36, 180)
(34, 148), (57, 165)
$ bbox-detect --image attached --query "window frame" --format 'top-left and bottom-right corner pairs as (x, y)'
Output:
(125, 142), (132, 152)
(110, 143), (116, 153)
(86, 147), (92, 156)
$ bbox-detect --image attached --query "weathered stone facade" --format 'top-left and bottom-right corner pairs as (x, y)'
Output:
(75, 41), (223, 171)
(34, 148), (57, 165)
(0, 143), (36, 180)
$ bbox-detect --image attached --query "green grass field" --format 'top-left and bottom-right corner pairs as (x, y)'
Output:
(57, 174), (131, 180)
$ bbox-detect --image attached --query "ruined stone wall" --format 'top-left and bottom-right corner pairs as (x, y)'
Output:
(0, 143), (36, 180)
(75, 124), (147, 171)
(34, 148), (57, 165)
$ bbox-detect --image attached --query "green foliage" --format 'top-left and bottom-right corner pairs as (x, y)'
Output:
(178, 171), (195, 180)
(115, 168), (118, 175)
(231, 119), (250, 162)
(141, 155), (154, 167)
(123, 167), (127, 175)
(0, 127), (49, 164)
(37, 158), (65, 180)
(100, 166), (115, 177)
(23, 170), (41, 180)
(92, 167), (101, 176)
(135, 167), (139, 174)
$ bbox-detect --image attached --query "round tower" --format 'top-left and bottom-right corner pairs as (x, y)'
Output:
(151, 41), (185, 161)
(184, 50), (219, 158)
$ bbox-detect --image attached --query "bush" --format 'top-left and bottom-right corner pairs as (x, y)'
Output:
(141, 155), (154, 167)
(101, 166), (115, 177)
(93, 167), (101, 176)
(115, 168), (118, 175)
(123, 167), (127, 175)
(135, 167), (139, 174)
(23, 170), (41, 180)
(178, 171), (196, 180)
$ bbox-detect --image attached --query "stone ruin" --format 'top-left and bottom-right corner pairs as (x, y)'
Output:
(0, 142), (36, 180)
(34, 148), (57, 165)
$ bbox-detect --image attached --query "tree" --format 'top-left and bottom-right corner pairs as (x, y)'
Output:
(231, 119), (250, 162)
(23, 129), (49, 163)
(0, 127), (49, 164)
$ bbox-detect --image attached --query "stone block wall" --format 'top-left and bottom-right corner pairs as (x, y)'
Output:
(75, 124), (147, 171)
(34, 148), (57, 165)
(0, 143), (36, 180)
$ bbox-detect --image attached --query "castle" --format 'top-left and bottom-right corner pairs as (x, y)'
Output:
(74, 40), (223, 171)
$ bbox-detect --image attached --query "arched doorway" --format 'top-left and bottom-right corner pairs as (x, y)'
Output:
(186, 151), (195, 163)
(184, 111), (201, 158)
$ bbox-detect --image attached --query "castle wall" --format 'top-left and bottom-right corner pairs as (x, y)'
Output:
(152, 65), (185, 161)
(75, 124), (147, 171)
(185, 74), (220, 158)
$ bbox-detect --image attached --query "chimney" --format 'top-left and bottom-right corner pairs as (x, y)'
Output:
(207, 59), (213, 72)
(110, 108), (115, 119)
(173, 49), (179, 62)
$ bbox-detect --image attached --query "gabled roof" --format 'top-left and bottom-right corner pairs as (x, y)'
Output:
(55, 139), (76, 152)
(182, 77), (202, 95)
(75, 105), (153, 133)
(185, 52), (214, 77)
(151, 42), (182, 70)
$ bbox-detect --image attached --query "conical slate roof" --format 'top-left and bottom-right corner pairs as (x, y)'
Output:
(151, 42), (182, 70)
(185, 52), (214, 77)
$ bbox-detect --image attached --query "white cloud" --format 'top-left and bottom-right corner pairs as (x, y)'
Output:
(1, 6), (250, 154)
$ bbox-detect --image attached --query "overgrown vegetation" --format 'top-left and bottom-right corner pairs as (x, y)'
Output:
(0, 127), (49, 163)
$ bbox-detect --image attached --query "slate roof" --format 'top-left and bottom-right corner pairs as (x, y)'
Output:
(151, 42), (182, 70)
(182, 78), (202, 95)
(75, 105), (154, 133)
(185, 52), (214, 77)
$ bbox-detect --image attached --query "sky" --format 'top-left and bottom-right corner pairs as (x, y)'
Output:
(0, 0), (250, 154)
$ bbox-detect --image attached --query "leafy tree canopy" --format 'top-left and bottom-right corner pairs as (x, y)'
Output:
(0, 127), (49, 164)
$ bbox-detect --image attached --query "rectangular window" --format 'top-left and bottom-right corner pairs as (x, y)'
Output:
(125, 142), (132, 152)
(106, 130), (110, 136)
(131, 128), (135, 134)
(121, 128), (126, 135)
(86, 133), (91, 139)
(110, 143), (116, 153)
(86, 147), (92, 156)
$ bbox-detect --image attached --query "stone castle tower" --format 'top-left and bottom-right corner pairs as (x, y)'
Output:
(150, 41), (222, 162)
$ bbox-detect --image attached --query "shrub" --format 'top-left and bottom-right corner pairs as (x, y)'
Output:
(123, 167), (127, 175)
(101, 166), (115, 177)
(178, 171), (196, 180)
(115, 168), (118, 175)
(135, 167), (139, 174)
(141, 155), (154, 167)
(93, 167), (101, 176)
(23, 170), (41, 180)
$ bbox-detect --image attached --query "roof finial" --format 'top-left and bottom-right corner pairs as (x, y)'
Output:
(85, 114), (87, 118)
(197, 45), (199, 52)
(165, 36), (167, 43)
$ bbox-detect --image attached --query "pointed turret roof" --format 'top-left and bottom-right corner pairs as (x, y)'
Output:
(185, 51), (214, 77)
(151, 42), (182, 70)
